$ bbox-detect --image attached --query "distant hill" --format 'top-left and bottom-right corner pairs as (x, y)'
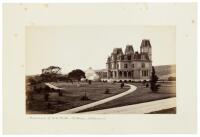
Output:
(154, 64), (176, 79)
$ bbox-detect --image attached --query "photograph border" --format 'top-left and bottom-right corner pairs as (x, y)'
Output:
(3, 3), (197, 134)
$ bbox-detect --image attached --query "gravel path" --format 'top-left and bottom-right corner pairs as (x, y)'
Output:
(56, 84), (137, 114)
(81, 97), (176, 114)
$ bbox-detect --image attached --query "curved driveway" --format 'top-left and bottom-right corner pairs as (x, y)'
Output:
(57, 84), (137, 114)
(81, 97), (176, 114)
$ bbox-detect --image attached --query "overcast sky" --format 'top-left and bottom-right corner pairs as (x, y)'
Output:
(26, 26), (175, 75)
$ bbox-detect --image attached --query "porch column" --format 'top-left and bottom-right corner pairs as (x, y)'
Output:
(116, 71), (119, 79)
(122, 71), (124, 78)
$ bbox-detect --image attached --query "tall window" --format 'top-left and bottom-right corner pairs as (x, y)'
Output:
(142, 63), (145, 68)
(142, 70), (149, 77)
(124, 64), (128, 68)
(132, 64), (134, 68)
(128, 55), (131, 60)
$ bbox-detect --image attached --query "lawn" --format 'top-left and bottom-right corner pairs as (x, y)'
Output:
(26, 82), (130, 114)
(80, 81), (176, 113)
(148, 107), (176, 114)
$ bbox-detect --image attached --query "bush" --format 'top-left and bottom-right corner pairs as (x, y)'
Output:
(143, 80), (147, 85)
(80, 95), (89, 101)
(150, 66), (159, 92)
(120, 82), (124, 88)
(105, 88), (110, 94)
(146, 83), (149, 88)
(88, 80), (92, 84)
(57, 100), (64, 104)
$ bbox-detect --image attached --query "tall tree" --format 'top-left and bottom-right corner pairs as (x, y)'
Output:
(41, 66), (62, 82)
(150, 66), (159, 92)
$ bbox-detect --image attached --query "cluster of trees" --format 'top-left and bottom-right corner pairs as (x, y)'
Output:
(28, 66), (86, 85)
(67, 69), (85, 81)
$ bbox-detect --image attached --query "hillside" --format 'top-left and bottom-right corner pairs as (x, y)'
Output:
(154, 64), (176, 79)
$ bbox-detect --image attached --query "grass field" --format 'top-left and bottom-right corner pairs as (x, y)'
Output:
(148, 107), (176, 114)
(26, 82), (129, 114)
(80, 81), (176, 113)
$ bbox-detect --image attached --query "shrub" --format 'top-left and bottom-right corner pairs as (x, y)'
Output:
(150, 66), (159, 92)
(143, 80), (147, 85)
(88, 80), (92, 84)
(105, 88), (110, 94)
(57, 100), (64, 104)
(120, 82), (124, 88)
(80, 95), (89, 101)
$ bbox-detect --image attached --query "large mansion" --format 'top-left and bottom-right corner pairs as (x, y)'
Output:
(96, 39), (152, 81)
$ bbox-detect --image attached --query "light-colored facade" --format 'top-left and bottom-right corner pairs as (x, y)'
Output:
(98, 39), (152, 82)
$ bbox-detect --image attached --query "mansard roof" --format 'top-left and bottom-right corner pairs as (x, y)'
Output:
(140, 39), (151, 48)
(133, 52), (141, 60)
(112, 48), (123, 55)
(125, 45), (134, 54)
(107, 56), (111, 63)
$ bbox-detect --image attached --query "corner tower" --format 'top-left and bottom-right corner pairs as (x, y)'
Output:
(140, 39), (152, 61)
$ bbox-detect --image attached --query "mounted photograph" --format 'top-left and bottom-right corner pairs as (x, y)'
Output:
(26, 26), (176, 114)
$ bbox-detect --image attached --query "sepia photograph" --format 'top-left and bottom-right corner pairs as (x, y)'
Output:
(3, 2), (197, 134)
(26, 26), (176, 114)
